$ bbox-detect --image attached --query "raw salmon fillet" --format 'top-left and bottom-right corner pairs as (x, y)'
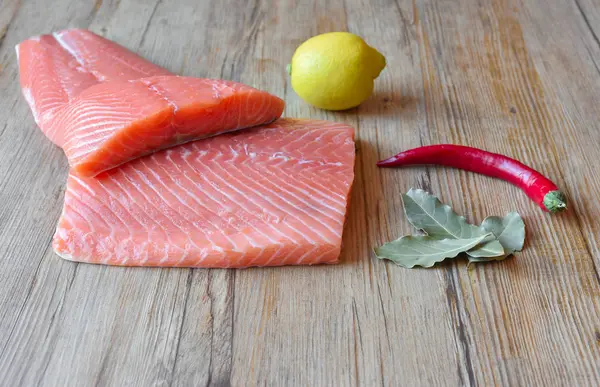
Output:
(46, 76), (285, 176)
(17, 29), (285, 176)
(53, 119), (356, 268)
(17, 29), (171, 130)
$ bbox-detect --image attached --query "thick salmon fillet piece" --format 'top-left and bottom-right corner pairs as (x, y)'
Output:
(46, 76), (285, 176)
(16, 29), (170, 131)
(53, 119), (356, 268)
(17, 29), (284, 176)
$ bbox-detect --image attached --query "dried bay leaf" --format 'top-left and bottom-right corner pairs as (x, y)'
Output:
(375, 233), (492, 268)
(403, 188), (483, 239)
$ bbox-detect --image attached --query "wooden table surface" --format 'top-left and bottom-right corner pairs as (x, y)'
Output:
(2, 0), (600, 385)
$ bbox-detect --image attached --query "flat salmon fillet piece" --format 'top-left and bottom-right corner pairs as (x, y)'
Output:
(17, 29), (284, 177)
(53, 119), (356, 268)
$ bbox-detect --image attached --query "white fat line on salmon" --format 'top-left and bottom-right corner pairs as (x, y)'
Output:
(171, 151), (283, 246)
(306, 245), (340, 265)
(175, 248), (191, 267)
(265, 163), (347, 207)
(103, 173), (188, 253)
(61, 125), (128, 146)
(204, 155), (339, 241)
(269, 152), (289, 162)
(294, 245), (321, 265)
(145, 82), (178, 118)
(229, 145), (239, 159)
(157, 244), (173, 265)
(129, 162), (233, 249)
(220, 141), (348, 210)
(247, 162), (345, 222)
(61, 107), (136, 122)
(61, 112), (136, 136)
(110, 168), (179, 247)
(52, 31), (105, 82)
(74, 178), (137, 247)
(62, 122), (128, 146)
(146, 155), (259, 251)
(242, 144), (257, 158)
(262, 242), (303, 267)
(258, 167), (346, 217)
(63, 200), (107, 251)
(192, 249), (212, 267)
(68, 184), (120, 243)
(249, 241), (286, 267)
(189, 143), (316, 244)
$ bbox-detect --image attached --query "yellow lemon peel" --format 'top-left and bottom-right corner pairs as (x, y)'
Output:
(289, 32), (386, 111)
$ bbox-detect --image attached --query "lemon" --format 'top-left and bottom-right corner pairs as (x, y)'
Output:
(288, 32), (386, 111)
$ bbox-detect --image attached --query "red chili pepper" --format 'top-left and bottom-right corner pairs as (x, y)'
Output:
(377, 145), (567, 213)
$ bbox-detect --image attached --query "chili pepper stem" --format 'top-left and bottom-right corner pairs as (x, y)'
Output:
(543, 190), (568, 213)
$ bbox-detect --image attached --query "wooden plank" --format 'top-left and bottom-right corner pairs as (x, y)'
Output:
(0, 0), (599, 385)
(532, 0), (600, 271)
(0, 0), (19, 55)
(403, 0), (600, 385)
(0, 0), (219, 385)
(573, 0), (600, 61)
(229, 0), (471, 386)
(0, 0), (97, 371)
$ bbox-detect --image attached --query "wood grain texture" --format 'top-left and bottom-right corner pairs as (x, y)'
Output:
(0, 0), (599, 386)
